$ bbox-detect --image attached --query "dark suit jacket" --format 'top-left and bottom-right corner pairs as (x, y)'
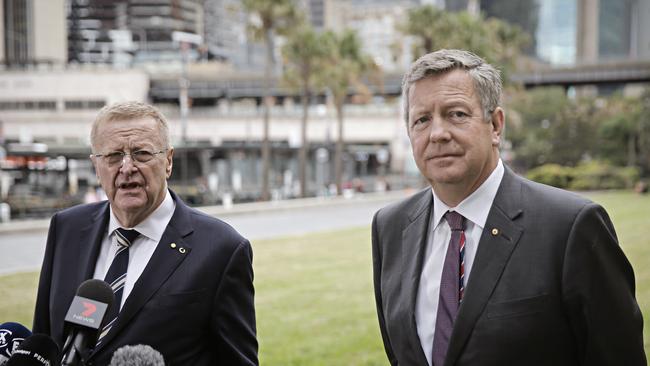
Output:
(33, 190), (258, 366)
(372, 167), (646, 366)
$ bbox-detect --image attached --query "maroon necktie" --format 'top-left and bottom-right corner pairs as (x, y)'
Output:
(432, 211), (466, 366)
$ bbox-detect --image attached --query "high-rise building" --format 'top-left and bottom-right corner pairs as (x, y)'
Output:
(322, 0), (420, 72)
(479, 0), (650, 66)
(67, 0), (203, 65)
(1, 0), (67, 67)
(202, 0), (262, 70)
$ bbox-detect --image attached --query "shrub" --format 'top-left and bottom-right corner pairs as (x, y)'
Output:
(526, 161), (640, 190)
(526, 164), (573, 188)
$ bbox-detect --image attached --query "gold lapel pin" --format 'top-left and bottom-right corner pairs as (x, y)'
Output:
(170, 243), (177, 249)
(491, 228), (499, 236)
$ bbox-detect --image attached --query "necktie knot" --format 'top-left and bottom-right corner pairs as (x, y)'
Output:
(115, 228), (140, 248)
(445, 211), (465, 231)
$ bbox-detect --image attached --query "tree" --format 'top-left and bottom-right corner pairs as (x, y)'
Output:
(508, 87), (598, 169)
(321, 30), (378, 195)
(242, 0), (301, 201)
(595, 91), (650, 175)
(399, 5), (529, 80)
(282, 26), (334, 197)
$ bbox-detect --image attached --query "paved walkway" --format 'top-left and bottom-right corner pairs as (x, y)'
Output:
(0, 190), (412, 275)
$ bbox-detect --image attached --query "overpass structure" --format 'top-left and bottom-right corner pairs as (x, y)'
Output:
(149, 61), (650, 104)
(510, 61), (650, 89)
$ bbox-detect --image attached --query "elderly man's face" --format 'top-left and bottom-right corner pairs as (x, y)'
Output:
(407, 69), (503, 197)
(91, 117), (173, 226)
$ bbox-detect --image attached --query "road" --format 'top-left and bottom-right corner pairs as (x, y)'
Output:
(0, 191), (409, 275)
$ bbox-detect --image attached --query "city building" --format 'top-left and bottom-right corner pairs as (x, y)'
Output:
(1, 0), (67, 67)
(1, 0), (649, 217)
(320, 0), (420, 72)
(67, 0), (203, 66)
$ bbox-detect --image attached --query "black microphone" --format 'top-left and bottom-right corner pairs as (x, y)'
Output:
(108, 345), (165, 366)
(0, 322), (32, 365)
(5, 334), (60, 366)
(61, 279), (115, 366)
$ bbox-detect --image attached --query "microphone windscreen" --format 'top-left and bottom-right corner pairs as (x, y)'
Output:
(0, 322), (32, 361)
(76, 279), (115, 306)
(5, 334), (60, 366)
(64, 279), (115, 330)
(109, 344), (165, 366)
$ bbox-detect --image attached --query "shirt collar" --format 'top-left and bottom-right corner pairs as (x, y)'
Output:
(431, 159), (505, 230)
(108, 190), (176, 242)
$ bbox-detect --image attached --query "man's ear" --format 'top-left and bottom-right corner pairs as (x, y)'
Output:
(490, 107), (505, 147)
(166, 147), (174, 178)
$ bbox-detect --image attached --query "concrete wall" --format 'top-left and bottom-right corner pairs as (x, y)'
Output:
(0, 67), (149, 103)
(33, 0), (66, 64)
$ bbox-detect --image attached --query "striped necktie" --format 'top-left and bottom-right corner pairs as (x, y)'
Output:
(432, 211), (466, 366)
(98, 228), (140, 344)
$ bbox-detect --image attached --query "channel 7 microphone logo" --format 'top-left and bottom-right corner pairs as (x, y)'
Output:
(65, 296), (108, 330)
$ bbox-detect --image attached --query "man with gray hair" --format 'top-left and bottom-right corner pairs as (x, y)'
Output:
(33, 101), (258, 365)
(372, 49), (645, 365)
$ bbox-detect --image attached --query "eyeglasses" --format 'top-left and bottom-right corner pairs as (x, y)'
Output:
(91, 149), (167, 166)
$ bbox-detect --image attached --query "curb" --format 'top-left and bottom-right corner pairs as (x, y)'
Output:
(0, 190), (413, 235)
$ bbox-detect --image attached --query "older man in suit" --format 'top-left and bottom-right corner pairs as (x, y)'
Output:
(372, 49), (646, 366)
(33, 101), (257, 365)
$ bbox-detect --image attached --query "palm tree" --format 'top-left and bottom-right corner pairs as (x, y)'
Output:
(242, 0), (300, 201)
(282, 26), (333, 197)
(322, 30), (378, 195)
(399, 5), (529, 78)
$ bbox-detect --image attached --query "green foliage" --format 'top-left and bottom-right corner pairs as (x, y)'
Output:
(480, 0), (539, 55)
(242, 0), (302, 40)
(569, 161), (639, 191)
(593, 93), (650, 174)
(322, 30), (377, 105)
(399, 5), (530, 80)
(281, 26), (334, 93)
(527, 161), (640, 190)
(507, 88), (598, 169)
(508, 86), (650, 178)
(526, 164), (573, 188)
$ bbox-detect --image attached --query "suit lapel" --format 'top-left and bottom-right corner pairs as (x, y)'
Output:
(445, 168), (524, 366)
(79, 203), (110, 281)
(92, 193), (194, 354)
(54, 203), (108, 341)
(400, 189), (433, 366)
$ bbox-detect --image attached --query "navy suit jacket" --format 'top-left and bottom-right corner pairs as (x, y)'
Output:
(372, 167), (646, 366)
(33, 190), (258, 365)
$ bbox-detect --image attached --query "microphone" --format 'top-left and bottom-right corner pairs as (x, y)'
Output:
(108, 345), (165, 366)
(61, 279), (115, 366)
(0, 322), (32, 365)
(5, 334), (60, 366)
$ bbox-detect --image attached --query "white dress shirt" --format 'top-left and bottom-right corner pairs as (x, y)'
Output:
(93, 190), (175, 310)
(415, 160), (505, 366)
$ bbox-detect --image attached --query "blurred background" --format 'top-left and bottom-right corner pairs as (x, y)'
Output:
(0, 0), (649, 220)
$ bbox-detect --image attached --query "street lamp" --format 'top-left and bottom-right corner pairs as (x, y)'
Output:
(172, 31), (203, 144)
(172, 31), (202, 189)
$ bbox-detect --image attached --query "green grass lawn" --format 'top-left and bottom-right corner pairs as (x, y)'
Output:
(1, 190), (648, 364)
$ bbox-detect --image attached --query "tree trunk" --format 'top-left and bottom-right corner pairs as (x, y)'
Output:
(261, 28), (274, 201)
(299, 85), (310, 198)
(627, 133), (637, 167)
(334, 100), (344, 195)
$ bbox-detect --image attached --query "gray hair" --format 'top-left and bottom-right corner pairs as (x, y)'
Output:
(402, 49), (502, 126)
(90, 101), (171, 150)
